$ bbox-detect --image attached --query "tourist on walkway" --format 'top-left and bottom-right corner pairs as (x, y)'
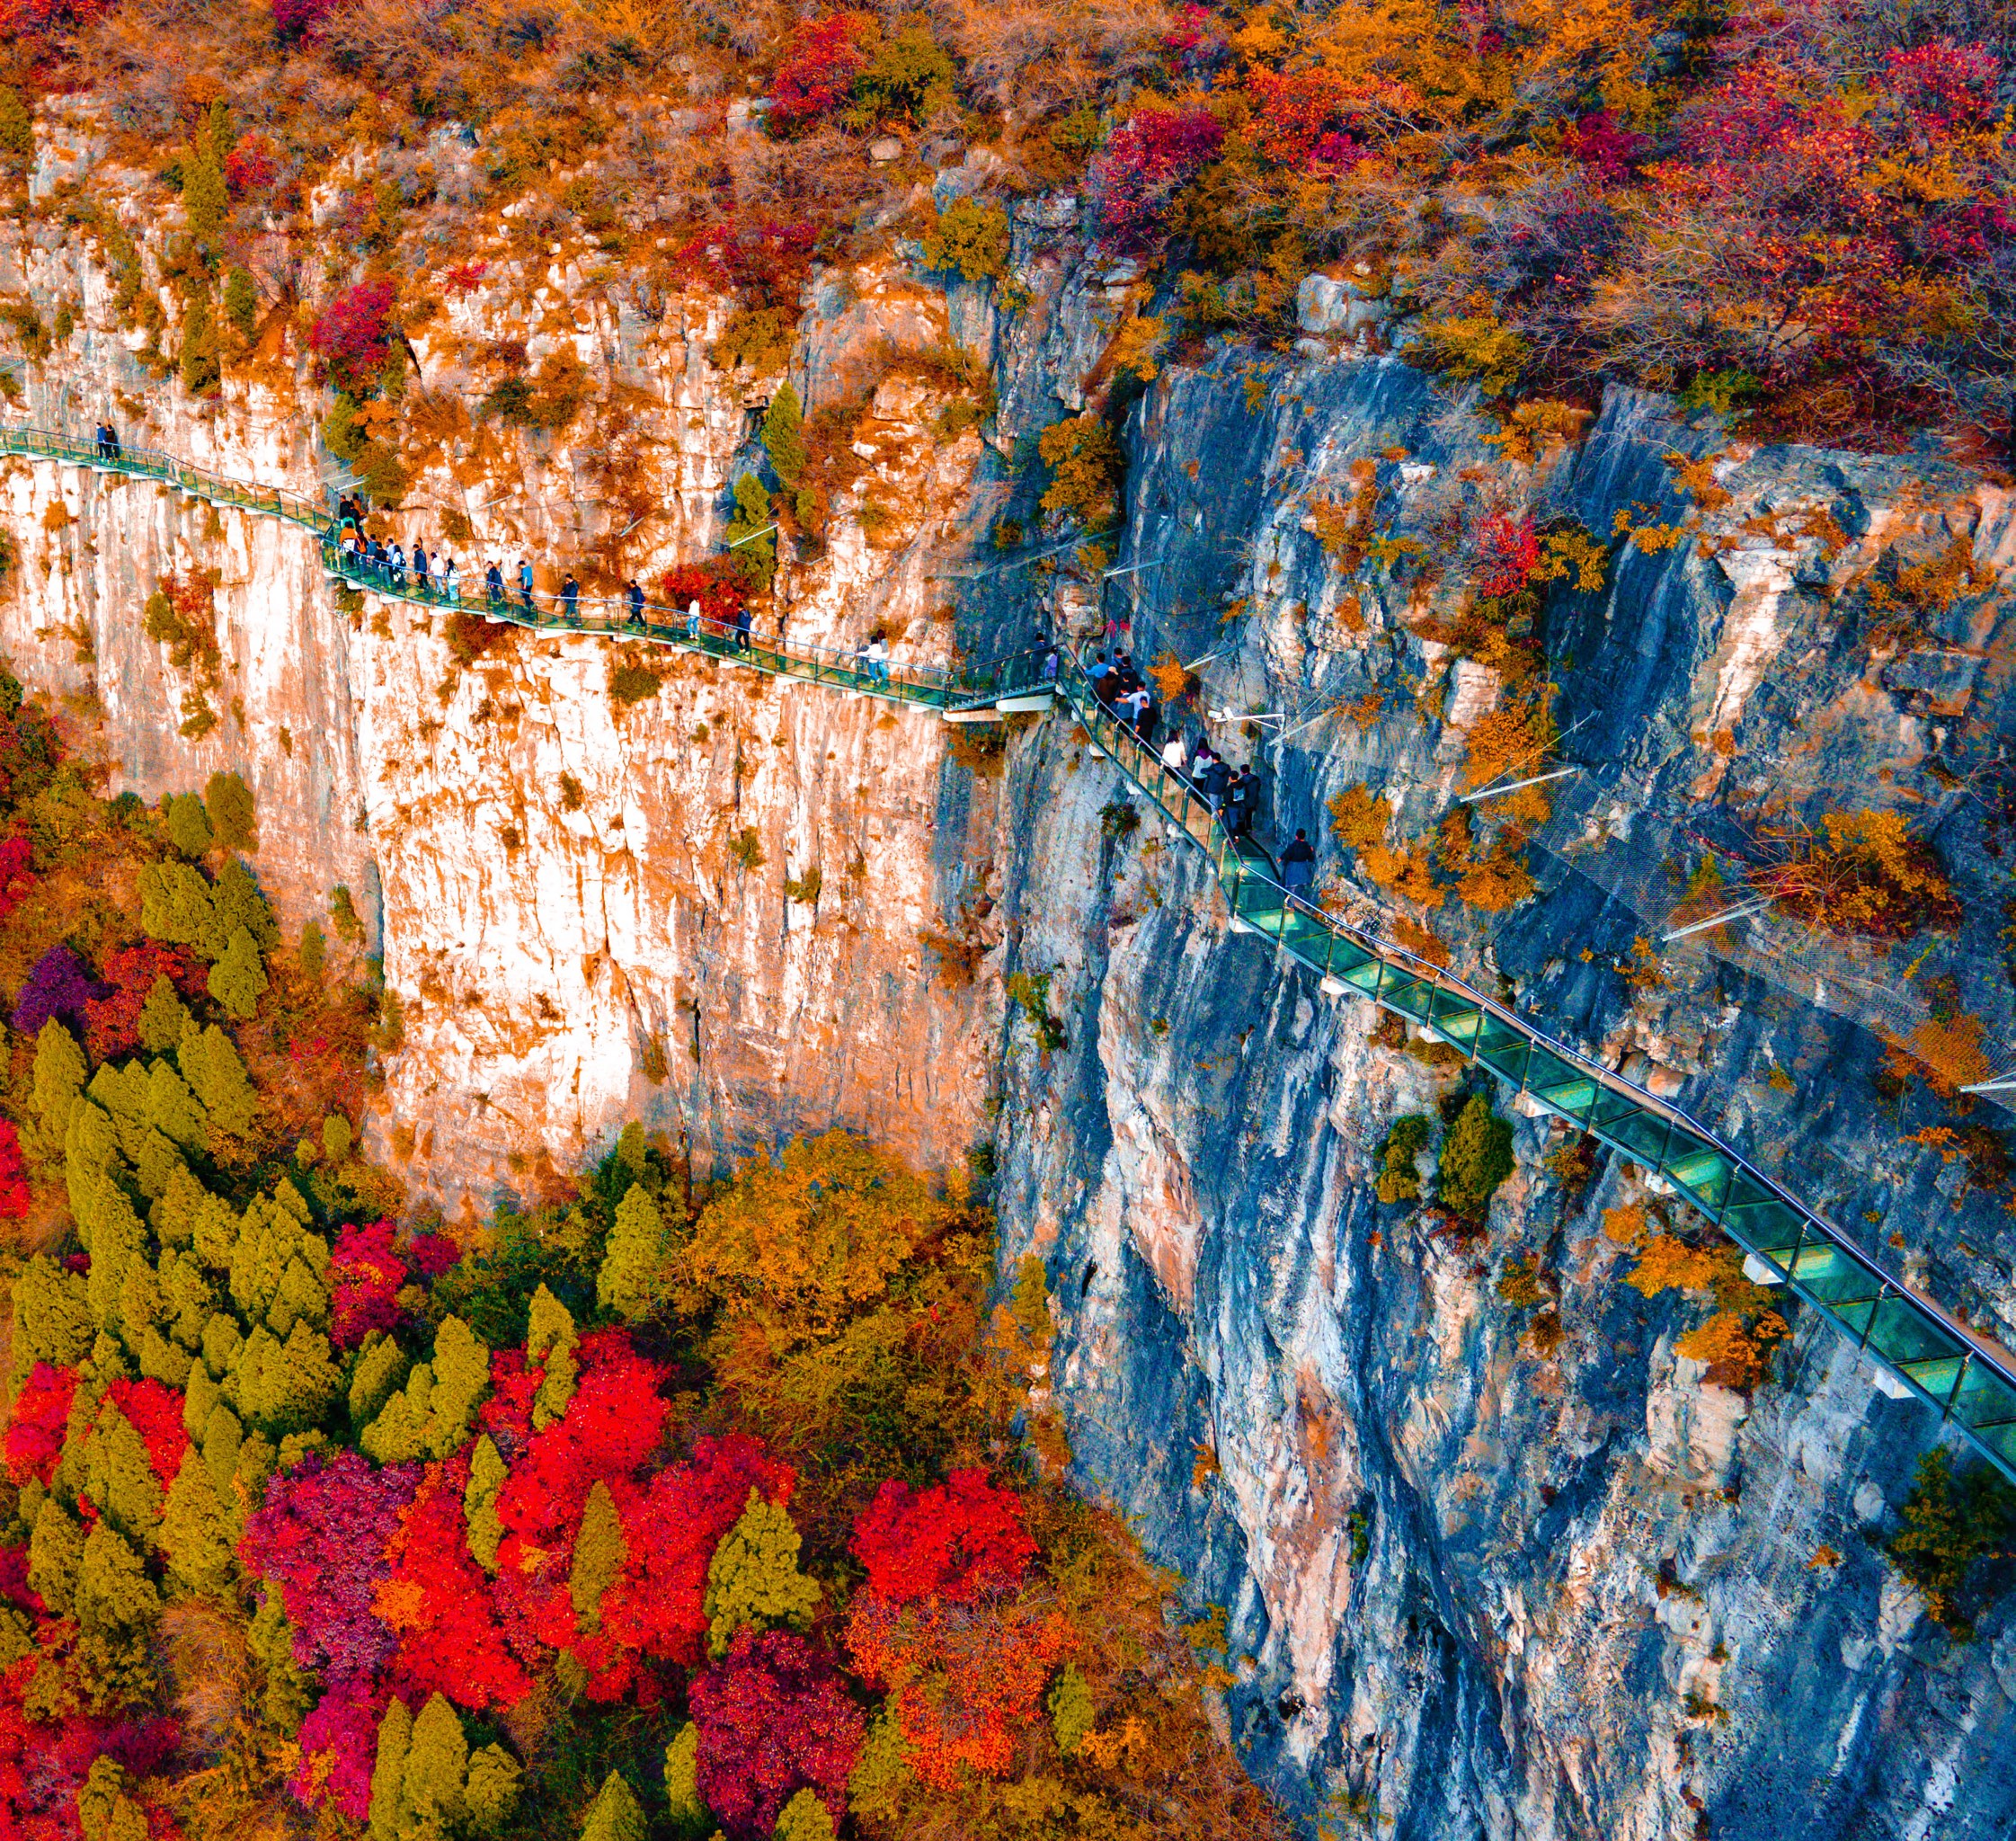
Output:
(1200, 754), (1230, 818)
(1281, 828), (1316, 898)
(485, 560), (504, 607)
(518, 557), (535, 612)
(626, 580), (645, 627)
(103, 422), (121, 461)
(441, 556), (459, 601)
(863, 634), (891, 684)
(733, 602), (752, 652)
(95, 422), (113, 461)
(1226, 766), (1258, 838)
(561, 574), (581, 623)
(389, 541), (406, 590)
(1088, 651), (1113, 697)
(413, 544), (431, 594)
(686, 598), (703, 639)
(1042, 647), (1059, 685)
(1159, 733), (1188, 775)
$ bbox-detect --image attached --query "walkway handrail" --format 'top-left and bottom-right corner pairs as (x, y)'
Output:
(9, 419), (2012, 1484)
(1042, 656), (2016, 1488)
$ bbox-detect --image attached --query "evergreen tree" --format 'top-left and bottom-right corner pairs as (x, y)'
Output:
(138, 975), (192, 1054)
(164, 791), (214, 858)
(368, 1695), (413, 1841)
(182, 101), (229, 251)
(31, 1017), (87, 1140)
(298, 919), (325, 982)
(702, 1489), (821, 1655)
(569, 1479), (626, 1628)
(138, 861), (221, 956)
(350, 1331), (409, 1427)
(403, 1692), (470, 1835)
(361, 1315), (486, 1460)
(74, 1520), (161, 1709)
(762, 382), (807, 489)
(775, 1788), (835, 1841)
(180, 290), (222, 396)
(84, 1398), (166, 1547)
(77, 1756), (150, 1841)
(28, 1494), (84, 1614)
(234, 1320), (342, 1435)
(0, 85), (31, 177)
(526, 1283), (578, 1427)
(144, 1059), (209, 1152)
(664, 1721), (705, 1827)
(162, 1443), (235, 1596)
(11, 1252), (93, 1386)
(224, 268), (258, 340)
(464, 1434), (506, 1571)
(205, 770), (257, 850)
(579, 1771), (645, 1841)
(598, 1182), (664, 1322)
(248, 1593), (314, 1731)
(200, 1398), (242, 1501)
(208, 924), (269, 1018)
(464, 1745), (521, 1831)
(332, 883), (364, 941)
(1049, 1662), (1094, 1754)
(179, 1022), (259, 1137)
(726, 473), (777, 591)
(215, 856), (280, 949)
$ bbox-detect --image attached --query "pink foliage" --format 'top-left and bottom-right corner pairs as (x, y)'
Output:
(688, 1629), (865, 1840)
(0, 835), (33, 922)
(307, 280), (396, 398)
(271, 0), (336, 39)
(329, 1219), (406, 1349)
(1091, 106), (1224, 247)
(1559, 110), (1647, 183)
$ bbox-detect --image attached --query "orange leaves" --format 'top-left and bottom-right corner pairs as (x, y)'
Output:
(1625, 1234), (1724, 1297)
(846, 1590), (1072, 1790)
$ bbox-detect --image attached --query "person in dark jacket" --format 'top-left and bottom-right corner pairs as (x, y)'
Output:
(1280, 828), (1317, 898)
(626, 580), (645, 627)
(413, 544), (431, 594)
(1226, 766), (1258, 837)
(485, 561), (505, 607)
(733, 602), (753, 651)
(561, 574), (581, 623)
(1200, 755), (1231, 818)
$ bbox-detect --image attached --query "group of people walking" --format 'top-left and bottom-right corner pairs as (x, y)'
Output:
(93, 422), (123, 462)
(1084, 646), (1320, 904)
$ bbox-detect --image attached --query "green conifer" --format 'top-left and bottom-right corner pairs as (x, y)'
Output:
(569, 1480), (626, 1628)
(464, 1434), (506, 1571)
(178, 1022), (259, 1137)
(162, 1444), (235, 1596)
(224, 268), (258, 340)
(85, 1397), (166, 1547)
(234, 1320), (341, 1435)
(664, 1721), (704, 1826)
(1049, 1662), (1094, 1755)
(726, 473), (777, 591)
(138, 860), (221, 956)
(248, 1594), (313, 1731)
(526, 1283), (578, 1427)
(368, 1695), (413, 1841)
(77, 1756), (150, 1841)
(298, 919), (326, 982)
(208, 925), (269, 1019)
(761, 381), (807, 489)
(847, 1713), (910, 1823)
(350, 1332), (409, 1428)
(31, 1017), (87, 1141)
(331, 883), (364, 941)
(164, 791), (214, 858)
(214, 856), (280, 949)
(361, 1315), (486, 1460)
(578, 1771), (645, 1841)
(138, 977), (193, 1054)
(28, 1495), (84, 1615)
(403, 1692), (470, 1835)
(182, 102), (229, 251)
(200, 1398), (243, 1501)
(73, 1520), (161, 1709)
(10, 1253), (93, 1387)
(775, 1788), (835, 1841)
(204, 770), (257, 850)
(702, 1488), (821, 1655)
(464, 1745), (521, 1831)
(597, 1182), (664, 1322)
(200, 1308), (241, 1376)
(0, 86), (31, 175)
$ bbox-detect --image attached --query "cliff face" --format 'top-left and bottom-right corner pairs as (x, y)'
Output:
(3, 119), (2015, 1837)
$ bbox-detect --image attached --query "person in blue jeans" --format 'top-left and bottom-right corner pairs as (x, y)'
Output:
(561, 574), (581, 623)
(518, 557), (535, 612)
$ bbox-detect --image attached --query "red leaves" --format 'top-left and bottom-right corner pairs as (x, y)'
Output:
(378, 1456), (530, 1711)
(329, 1220), (406, 1348)
(1559, 111), (1647, 185)
(688, 1629), (864, 1839)
(224, 134), (276, 195)
(0, 836), (32, 924)
(1475, 512), (1541, 597)
(82, 942), (205, 1062)
(1880, 40), (2001, 129)
(768, 13), (875, 132)
(102, 1377), (190, 1491)
(597, 1435), (797, 1676)
(0, 1119), (29, 1223)
(1246, 70), (1345, 168)
(4, 1363), (75, 1487)
(660, 563), (750, 628)
(1091, 106), (1224, 247)
(445, 261), (488, 295)
(308, 280), (396, 398)
(851, 1469), (1035, 1605)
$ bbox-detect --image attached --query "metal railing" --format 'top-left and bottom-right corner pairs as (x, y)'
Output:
(11, 419), (2013, 1483)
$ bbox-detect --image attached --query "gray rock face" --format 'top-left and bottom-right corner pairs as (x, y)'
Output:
(975, 338), (2016, 1835)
